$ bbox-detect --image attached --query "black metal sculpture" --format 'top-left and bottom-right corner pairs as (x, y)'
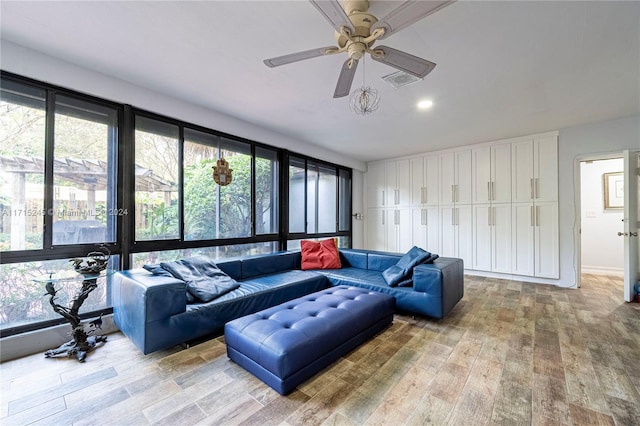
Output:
(44, 245), (111, 362)
(44, 274), (107, 362)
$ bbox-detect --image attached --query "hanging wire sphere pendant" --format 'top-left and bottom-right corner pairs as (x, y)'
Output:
(350, 85), (380, 115)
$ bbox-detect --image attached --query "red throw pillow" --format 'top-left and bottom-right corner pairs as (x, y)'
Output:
(300, 239), (342, 270)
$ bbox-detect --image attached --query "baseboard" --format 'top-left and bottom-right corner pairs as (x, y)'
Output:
(580, 266), (624, 277)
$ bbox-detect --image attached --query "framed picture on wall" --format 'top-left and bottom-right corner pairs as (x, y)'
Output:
(603, 171), (624, 210)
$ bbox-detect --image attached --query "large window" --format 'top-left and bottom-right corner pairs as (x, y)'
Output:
(286, 155), (351, 246)
(1, 80), (46, 251)
(0, 76), (120, 335)
(53, 95), (118, 245)
(0, 72), (351, 337)
(134, 116), (179, 241)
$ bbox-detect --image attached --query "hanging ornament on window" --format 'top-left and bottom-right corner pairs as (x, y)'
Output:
(212, 158), (233, 186)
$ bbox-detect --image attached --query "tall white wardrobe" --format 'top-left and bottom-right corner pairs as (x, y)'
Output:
(365, 131), (559, 280)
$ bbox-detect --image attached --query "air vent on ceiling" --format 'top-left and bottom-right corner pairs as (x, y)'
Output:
(381, 71), (422, 88)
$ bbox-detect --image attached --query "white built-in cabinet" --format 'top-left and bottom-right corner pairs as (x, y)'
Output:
(365, 132), (559, 281)
(366, 159), (412, 252)
(440, 204), (473, 266)
(439, 150), (472, 205)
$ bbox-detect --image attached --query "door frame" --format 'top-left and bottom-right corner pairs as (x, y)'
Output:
(573, 151), (625, 289)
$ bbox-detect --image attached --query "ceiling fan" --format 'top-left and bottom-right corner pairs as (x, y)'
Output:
(264, 0), (455, 98)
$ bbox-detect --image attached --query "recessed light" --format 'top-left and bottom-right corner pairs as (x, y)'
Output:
(417, 100), (434, 109)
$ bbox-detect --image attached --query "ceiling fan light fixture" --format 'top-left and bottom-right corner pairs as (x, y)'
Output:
(350, 85), (380, 115)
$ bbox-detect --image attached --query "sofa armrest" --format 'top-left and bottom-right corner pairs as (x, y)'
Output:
(112, 270), (187, 354)
(413, 257), (464, 319)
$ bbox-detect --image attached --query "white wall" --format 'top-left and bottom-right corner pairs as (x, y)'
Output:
(559, 115), (639, 287)
(0, 41), (366, 172)
(580, 158), (624, 275)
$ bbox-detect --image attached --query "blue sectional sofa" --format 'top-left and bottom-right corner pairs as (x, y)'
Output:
(112, 249), (464, 355)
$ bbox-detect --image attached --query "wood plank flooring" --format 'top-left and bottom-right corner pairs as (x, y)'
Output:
(1, 274), (639, 425)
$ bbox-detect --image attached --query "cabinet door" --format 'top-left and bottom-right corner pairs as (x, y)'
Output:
(456, 205), (473, 268)
(367, 163), (386, 208)
(424, 154), (440, 206)
(472, 147), (492, 204)
(492, 144), (512, 203)
(492, 204), (512, 274)
(534, 202), (559, 278)
(511, 203), (535, 276)
(425, 207), (440, 253)
(439, 153), (456, 205)
(534, 137), (558, 202)
(456, 151), (473, 204)
(412, 207), (428, 249)
(473, 205), (492, 271)
(396, 159), (411, 206)
(385, 162), (397, 206)
(367, 208), (386, 251)
(511, 140), (535, 203)
(410, 157), (425, 205)
(413, 207), (440, 252)
(440, 206), (456, 257)
(397, 208), (413, 252)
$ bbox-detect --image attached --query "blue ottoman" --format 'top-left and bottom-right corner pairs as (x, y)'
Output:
(224, 285), (395, 395)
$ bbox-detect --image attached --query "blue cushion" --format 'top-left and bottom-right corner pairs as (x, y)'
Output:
(143, 263), (173, 277)
(382, 246), (431, 287)
(161, 256), (240, 303)
(144, 263), (196, 303)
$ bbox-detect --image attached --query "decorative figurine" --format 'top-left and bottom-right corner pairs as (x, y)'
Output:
(212, 157), (233, 186)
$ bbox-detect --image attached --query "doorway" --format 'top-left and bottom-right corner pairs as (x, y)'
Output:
(579, 158), (625, 277)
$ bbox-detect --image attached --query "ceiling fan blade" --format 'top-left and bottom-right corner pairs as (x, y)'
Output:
(309, 0), (355, 35)
(334, 58), (359, 98)
(371, 0), (456, 40)
(264, 46), (337, 68)
(371, 46), (436, 78)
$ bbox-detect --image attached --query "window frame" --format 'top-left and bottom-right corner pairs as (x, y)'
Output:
(0, 70), (352, 337)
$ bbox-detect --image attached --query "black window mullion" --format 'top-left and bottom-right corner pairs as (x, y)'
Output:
(178, 126), (185, 242)
(42, 90), (56, 250)
(122, 105), (135, 269)
(251, 144), (256, 237)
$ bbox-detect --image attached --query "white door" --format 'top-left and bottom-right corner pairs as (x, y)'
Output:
(410, 157), (425, 205)
(511, 203), (535, 276)
(492, 204), (512, 273)
(367, 163), (386, 208)
(534, 202), (559, 279)
(424, 154), (440, 206)
(367, 208), (386, 251)
(473, 205), (492, 271)
(623, 150), (640, 302)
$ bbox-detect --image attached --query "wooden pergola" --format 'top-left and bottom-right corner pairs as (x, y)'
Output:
(0, 155), (175, 249)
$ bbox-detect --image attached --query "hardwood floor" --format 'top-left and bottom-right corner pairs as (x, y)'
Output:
(2, 274), (639, 425)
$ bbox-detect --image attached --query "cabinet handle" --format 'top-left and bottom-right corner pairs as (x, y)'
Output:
(451, 208), (455, 226)
(488, 207), (491, 226)
(491, 181), (495, 201)
(451, 185), (455, 203)
(382, 211), (385, 225)
(530, 178), (534, 200)
(456, 185), (459, 203)
(382, 190), (385, 206)
(531, 206), (534, 227)
(420, 187), (425, 204)
(487, 182), (491, 201)
(395, 189), (400, 205)
(421, 209), (426, 226)
(535, 178), (539, 199)
(394, 209), (400, 225)
(536, 206), (540, 227)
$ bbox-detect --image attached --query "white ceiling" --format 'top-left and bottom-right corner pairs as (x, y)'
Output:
(1, 1), (639, 163)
